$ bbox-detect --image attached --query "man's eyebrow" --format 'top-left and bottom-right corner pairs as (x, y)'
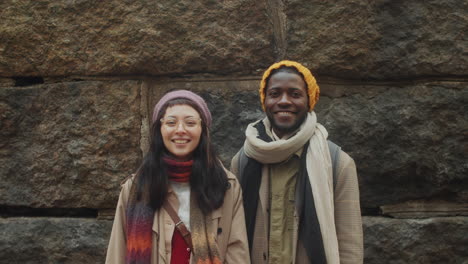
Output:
(267, 87), (303, 90)
(266, 87), (281, 90)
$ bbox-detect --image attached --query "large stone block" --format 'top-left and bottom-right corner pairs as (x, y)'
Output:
(363, 216), (468, 263)
(0, 0), (273, 77)
(0, 217), (112, 264)
(0, 80), (141, 208)
(315, 81), (468, 208)
(285, 0), (467, 79)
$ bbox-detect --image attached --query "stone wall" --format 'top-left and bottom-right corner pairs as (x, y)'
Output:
(1, 0), (467, 263)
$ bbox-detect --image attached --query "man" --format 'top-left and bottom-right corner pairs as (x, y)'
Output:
(231, 60), (363, 264)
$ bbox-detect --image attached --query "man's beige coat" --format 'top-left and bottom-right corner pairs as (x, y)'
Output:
(231, 150), (363, 264)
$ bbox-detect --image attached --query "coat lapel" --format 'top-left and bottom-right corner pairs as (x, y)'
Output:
(154, 190), (178, 264)
(152, 209), (168, 263)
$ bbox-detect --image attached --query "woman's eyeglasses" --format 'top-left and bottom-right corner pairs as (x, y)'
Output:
(160, 117), (202, 129)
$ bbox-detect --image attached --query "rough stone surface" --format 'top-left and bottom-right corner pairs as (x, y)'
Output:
(315, 80), (468, 208)
(363, 216), (468, 264)
(146, 79), (468, 207)
(285, 0), (468, 79)
(0, 217), (112, 264)
(0, 78), (14, 87)
(0, 0), (273, 77)
(3, 0), (465, 79)
(0, 80), (141, 208)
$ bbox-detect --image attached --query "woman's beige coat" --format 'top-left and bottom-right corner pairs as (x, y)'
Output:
(106, 171), (250, 264)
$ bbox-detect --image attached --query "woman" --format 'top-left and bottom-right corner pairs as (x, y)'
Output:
(106, 90), (250, 264)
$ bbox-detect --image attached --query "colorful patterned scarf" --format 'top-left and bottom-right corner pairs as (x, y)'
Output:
(126, 201), (153, 264)
(125, 157), (222, 264)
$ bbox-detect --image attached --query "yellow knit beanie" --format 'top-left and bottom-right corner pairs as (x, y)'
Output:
(259, 60), (319, 112)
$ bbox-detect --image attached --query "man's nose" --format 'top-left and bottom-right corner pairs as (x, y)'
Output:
(277, 93), (292, 105)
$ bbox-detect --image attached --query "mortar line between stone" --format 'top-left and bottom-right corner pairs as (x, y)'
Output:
(267, 0), (287, 60)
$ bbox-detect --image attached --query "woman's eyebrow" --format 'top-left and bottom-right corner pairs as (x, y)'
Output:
(165, 115), (197, 118)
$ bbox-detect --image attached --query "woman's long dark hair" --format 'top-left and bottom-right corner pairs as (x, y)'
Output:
(133, 98), (228, 214)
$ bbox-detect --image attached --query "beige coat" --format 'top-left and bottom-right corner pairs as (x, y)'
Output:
(105, 171), (250, 264)
(231, 149), (363, 264)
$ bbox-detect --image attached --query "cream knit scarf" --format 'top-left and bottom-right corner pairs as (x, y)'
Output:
(243, 112), (340, 264)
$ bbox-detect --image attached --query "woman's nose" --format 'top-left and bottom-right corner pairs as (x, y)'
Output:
(174, 122), (186, 133)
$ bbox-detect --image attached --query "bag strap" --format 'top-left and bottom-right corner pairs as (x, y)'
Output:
(327, 140), (341, 191)
(163, 202), (193, 251)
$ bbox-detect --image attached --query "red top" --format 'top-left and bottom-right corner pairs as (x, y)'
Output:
(171, 229), (191, 264)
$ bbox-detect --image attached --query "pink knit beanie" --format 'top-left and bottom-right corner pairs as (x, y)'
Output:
(152, 90), (212, 127)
